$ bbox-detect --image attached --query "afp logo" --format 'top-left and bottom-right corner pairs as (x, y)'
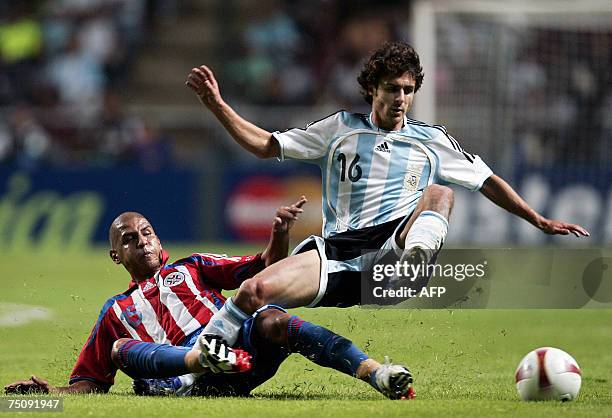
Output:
(163, 271), (186, 287)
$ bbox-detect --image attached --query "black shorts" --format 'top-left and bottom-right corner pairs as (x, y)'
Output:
(292, 216), (409, 308)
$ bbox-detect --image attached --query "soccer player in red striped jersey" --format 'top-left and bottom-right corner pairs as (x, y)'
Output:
(5, 200), (303, 394)
(5, 197), (415, 400)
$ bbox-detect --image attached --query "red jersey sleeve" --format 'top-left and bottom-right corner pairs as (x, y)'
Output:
(188, 253), (266, 290)
(69, 295), (132, 390)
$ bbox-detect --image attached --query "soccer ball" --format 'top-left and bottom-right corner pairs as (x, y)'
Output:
(515, 347), (582, 401)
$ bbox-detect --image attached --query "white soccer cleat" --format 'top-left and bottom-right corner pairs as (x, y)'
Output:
(198, 334), (252, 374)
(133, 377), (191, 396)
(374, 357), (415, 400)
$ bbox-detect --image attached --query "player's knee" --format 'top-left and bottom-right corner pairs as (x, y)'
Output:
(423, 184), (454, 208)
(255, 310), (290, 346)
(424, 184), (453, 200)
(235, 275), (268, 313)
(110, 338), (132, 368)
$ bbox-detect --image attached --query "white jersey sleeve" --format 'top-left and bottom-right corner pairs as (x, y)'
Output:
(428, 128), (493, 191)
(272, 111), (344, 161)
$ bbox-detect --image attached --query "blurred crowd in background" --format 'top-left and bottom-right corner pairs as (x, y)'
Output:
(508, 29), (612, 168)
(219, 0), (409, 109)
(217, 1), (612, 172)
(0, 0), (174, 170)
(0, 0), (413, 171)
(1, 0), (610, 172)
(1, 0), (610, 244)
(434, 14), (612, 170)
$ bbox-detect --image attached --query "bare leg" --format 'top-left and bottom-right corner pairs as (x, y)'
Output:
(396, 184), (454, 249)
(233, 249), (321, 314)
(198, 249), (321, 348)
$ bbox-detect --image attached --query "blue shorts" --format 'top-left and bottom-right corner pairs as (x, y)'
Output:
(189, 305), (289, 397)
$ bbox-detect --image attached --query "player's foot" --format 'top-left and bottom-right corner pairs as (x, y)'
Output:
(198, 334), (252, 374)
(373, 358), (415, 400)
(387, 246), (432, 291)
(401, 246), (431, 268)
(133, 377), (189, 396)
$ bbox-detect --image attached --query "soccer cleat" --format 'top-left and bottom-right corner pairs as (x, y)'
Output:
(132, 377), (189, 396)
(374, 357), (415, 400)
(198, 334), (252, 374)
(387, 246), (432, 291)
(401, 246), (431, 268)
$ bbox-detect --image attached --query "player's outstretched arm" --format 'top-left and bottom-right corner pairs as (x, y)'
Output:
(480, 174), (590, 237)
(261, 196), (308, 267)
(4, 375), (106, 394)
(185, 65), (280, 159)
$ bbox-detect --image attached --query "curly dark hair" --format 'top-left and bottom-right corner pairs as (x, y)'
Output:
(357, 41), (424, 105)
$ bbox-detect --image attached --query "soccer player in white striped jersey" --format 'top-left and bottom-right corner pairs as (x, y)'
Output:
(186, 41), (589, 365)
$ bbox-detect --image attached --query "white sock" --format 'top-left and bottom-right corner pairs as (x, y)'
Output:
(175, 374), (196, 396)
(176, 298), (251, 392)
(402, 210), (449, 253)
(201, 297), (250, 346)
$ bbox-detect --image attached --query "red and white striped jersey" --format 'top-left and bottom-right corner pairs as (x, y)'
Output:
(69, 251), (265, 390)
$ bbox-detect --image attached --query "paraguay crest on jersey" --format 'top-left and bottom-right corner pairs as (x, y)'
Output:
(120, 304), (142, 328)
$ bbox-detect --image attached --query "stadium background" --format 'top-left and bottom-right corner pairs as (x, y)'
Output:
(1, 2), (611, 417)
(1, 0), (611, 250)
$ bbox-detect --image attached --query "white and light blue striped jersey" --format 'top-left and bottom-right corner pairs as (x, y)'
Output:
(273, 111), (493, 238)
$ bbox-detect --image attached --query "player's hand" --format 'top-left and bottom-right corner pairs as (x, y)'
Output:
(4, 375), (51, 394)
(272, 196), (307, 233)
(185, 65), (222, 108)
(538, 218), (590, 237)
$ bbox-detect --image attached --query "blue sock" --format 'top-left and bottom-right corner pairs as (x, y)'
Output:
(287, 316), (369, 377)
(117, 340), (190, 379)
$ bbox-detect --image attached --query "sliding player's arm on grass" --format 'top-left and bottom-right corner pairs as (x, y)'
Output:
(479, 174), (590, 237)
(186, 65), (279, 159)
(4, 294), (129, 395)
(4, 376), (104, 394)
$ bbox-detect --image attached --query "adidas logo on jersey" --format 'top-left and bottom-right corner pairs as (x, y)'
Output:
(374, 142), (391, 153)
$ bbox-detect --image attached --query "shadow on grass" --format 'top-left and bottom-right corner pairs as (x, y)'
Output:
(251, 393), (377, 401)
(105, 390), (379, 401)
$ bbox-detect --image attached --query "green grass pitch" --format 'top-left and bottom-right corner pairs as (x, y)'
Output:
(1, 245), (611, 418)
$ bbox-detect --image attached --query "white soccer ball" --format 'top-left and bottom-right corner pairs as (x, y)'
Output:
(515, 347), (582, 401)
